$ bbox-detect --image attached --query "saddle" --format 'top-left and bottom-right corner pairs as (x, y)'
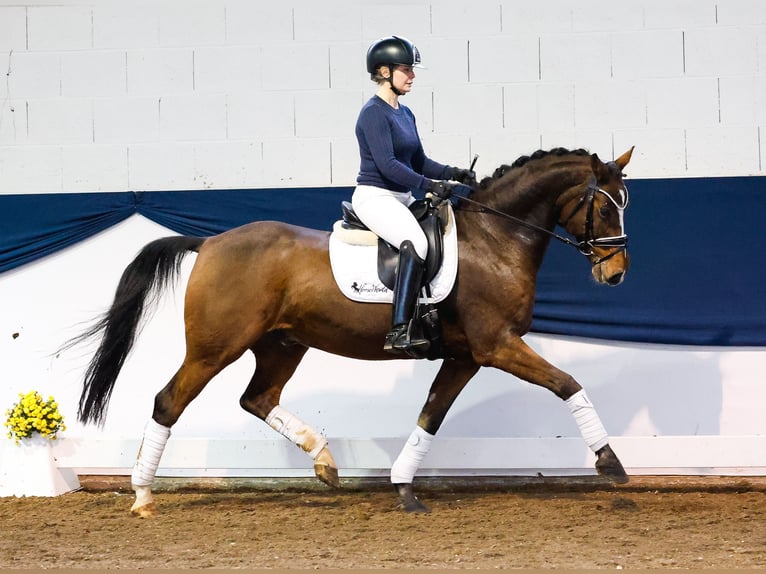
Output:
(339, 199), (446, 290)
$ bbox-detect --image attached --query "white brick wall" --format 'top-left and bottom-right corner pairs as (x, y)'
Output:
(1, 0), (766, 195)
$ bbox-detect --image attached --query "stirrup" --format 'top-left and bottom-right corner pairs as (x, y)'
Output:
(384, 323), (430, 355)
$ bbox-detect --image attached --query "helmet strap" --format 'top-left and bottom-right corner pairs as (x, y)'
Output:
(387, 65), (404, 96)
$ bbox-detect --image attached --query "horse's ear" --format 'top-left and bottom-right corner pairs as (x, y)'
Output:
(590, 153), (609, 180)
(615, 146), (635, 170)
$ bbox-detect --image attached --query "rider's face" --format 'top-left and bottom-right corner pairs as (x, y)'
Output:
(390, 65), (415, 93)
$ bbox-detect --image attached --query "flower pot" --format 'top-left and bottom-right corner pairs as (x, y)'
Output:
(0, 435), (80, 497)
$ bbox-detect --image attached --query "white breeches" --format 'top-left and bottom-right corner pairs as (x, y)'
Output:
(351, 185), (428, 260)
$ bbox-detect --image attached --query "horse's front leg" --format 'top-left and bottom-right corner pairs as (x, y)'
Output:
(239, 337), (340, 489)
(481, 335), (628, 484)
(391, 359), (480, 513)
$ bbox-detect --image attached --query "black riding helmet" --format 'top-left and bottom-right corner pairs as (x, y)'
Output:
(366, 35), (423, 74)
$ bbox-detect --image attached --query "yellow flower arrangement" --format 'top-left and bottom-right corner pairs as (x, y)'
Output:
(4, 391), (66, 445)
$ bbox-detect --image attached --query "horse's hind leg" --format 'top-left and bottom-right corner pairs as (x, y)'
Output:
(239, 334), (340, 488)
(130, 356), (238, 517)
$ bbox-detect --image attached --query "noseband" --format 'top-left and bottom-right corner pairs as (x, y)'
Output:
(559, 176), (629, 263)
(453, 176), (629, 263)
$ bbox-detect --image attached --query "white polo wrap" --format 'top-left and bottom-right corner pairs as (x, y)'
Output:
(565, 389), (609, 452)
(390, 426), (434, 484)
(265, 405), (327, 459)
(131, 418), (171, 487)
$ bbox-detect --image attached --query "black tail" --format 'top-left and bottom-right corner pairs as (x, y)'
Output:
(62, 236), (204, 426)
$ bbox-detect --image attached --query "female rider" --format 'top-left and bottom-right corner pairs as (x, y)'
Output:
(352, 35), (475, 356)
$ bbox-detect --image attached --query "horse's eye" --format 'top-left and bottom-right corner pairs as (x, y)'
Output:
(599, 205), (610, 218)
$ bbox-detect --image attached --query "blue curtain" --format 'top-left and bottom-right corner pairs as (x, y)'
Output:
(1, 177), (764, 346)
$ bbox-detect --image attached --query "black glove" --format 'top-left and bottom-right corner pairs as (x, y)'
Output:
(451, 166), (476, 186)
(426, 180), (456, 199)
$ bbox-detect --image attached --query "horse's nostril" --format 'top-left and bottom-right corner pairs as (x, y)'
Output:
(607, 272), (624, 286)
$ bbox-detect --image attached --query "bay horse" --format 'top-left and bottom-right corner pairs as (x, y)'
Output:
(71, 146), (634, 516)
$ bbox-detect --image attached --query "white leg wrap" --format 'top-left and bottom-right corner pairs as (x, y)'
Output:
(565, 389), (608, 452)
(265, 405), (327, 459)
(390, 426), (434, 484)
(131, 418), (171, 487)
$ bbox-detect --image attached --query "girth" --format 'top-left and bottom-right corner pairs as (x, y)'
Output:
(340, 200), (446, 290)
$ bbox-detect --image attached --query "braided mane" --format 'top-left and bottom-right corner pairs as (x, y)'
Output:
(478, 147), (590, 190)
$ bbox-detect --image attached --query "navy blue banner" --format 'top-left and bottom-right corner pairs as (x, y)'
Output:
(1, 177), (764, 346)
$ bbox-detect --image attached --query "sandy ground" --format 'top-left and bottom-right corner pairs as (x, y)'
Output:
(1, 475), (765, 569)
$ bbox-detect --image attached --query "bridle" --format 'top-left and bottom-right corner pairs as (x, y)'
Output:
(452, 175), (629, 264)
(559, 175), (629, 263)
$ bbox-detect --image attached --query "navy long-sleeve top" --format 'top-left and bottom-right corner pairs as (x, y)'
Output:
(355, 95), (451, 193)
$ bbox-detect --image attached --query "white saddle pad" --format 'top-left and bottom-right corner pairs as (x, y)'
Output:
(329, 204), (459, 304)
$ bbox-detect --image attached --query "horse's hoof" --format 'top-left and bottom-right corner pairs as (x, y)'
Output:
(314, 462), (340, 488)
(394, 483), (431, 514)
(130, 502), (158, 518)
(596, 444), (630, 484)
(313, 445), (340, 488)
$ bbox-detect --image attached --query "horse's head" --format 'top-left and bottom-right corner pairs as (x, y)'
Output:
(559, 147), (633, 286)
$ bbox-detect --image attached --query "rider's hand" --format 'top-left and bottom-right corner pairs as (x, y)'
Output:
(451, 167), (476, 187)
(426, 180), (456, 199)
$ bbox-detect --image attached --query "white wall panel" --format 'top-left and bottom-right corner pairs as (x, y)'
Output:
(227, 92), (295, 140)
(192, 141), (263, 189)
(539, 33), (612, 82)
(329, 42), (369, 90)
(158, 94), (227, 141)
(571, 0), (644, 33)
(539, 129), (613, 158)
(719, 76), (766, 126)
(612, 128), (687, 178)
(500, 1), (573, 34)
(535, 83), (575, 130)
(642, 0), (716, 29)
(295, 90), (364, 138)
(611, 30), (684, 79)
(330, 137), (359, 186)
(193, 46), (262, 93)
(94, 97), (160, 144)
(469, 131), (542, 173)
(293, 4), (363, 42)
(360, 4), (431, 42)
(61, 51), (127, 97)
(684, 26), (760, 77)
(0, 145), (62, 193)
(128, 142), (195, 190)
(686, 126), (761, 176)
(468, 35), (539, 84)
(434, 85), (504, 135)
(260, 44), (329, 91)
(575, 80), (647, 130)
(27, 6), (92, 51)
(645, 78), (719, 128)
(716, 0), (766, 25)
(93, 4), (159, 49)
(261, 138), (331, 187)
(158, 0), (226, 47)
(431, 3), (502, 37)
(415, 38), (468, 87)
(3, 52), (61, 98)
(418, 133), (471, 170)
(27, 98), (92, 145)
(0, 6), (26, 52)
(0, 100), (26, 145)
(224, 2), (294, 45)
(127, 49), (193, 96)
(62, 144), (129, 192)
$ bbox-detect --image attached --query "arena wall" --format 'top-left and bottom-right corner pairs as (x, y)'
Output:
(1, 0), (765, 479)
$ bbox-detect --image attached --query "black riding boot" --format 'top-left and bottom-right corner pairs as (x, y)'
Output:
(383, 240), (430, 356)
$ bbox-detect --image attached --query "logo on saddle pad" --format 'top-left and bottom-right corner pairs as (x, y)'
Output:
(329, 203), (458, 304)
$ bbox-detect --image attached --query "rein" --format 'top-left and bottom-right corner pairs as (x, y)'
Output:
(452, 177), (628, 263)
